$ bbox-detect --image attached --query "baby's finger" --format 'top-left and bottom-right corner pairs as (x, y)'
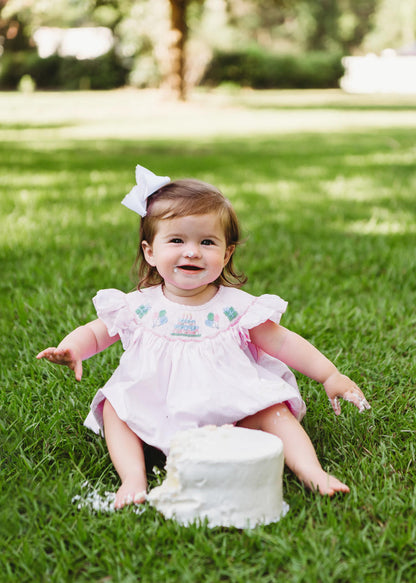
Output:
(329, 396), (341, 416)
(36, 348), (56, 359)
(74, 361), (83, 382)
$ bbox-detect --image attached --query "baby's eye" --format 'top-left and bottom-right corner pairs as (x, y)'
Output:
(201, 239), (215, 246)
(169, 238), (183, 244)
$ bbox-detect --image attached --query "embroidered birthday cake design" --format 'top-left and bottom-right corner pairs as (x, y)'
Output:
(171, 313), (201, 337)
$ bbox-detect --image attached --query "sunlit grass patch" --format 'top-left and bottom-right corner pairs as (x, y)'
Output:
(2, 89), (416, 143)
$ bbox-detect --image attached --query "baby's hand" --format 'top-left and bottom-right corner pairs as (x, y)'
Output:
(323, 371), (370, 416)
(36, 347), (83, 381)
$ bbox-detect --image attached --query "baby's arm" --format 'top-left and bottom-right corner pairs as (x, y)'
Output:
(249, 320), (370, 415)
(37, 319), (119, 381)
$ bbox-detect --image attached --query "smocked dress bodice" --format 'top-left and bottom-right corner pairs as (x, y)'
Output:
(84, 285), (306, 454)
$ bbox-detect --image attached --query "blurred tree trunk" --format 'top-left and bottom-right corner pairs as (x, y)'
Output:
(167, 0), (189, 100)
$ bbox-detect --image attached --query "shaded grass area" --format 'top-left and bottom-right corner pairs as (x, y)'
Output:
(1, 96), (416, 582)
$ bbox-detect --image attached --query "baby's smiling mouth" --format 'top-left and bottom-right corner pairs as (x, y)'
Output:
(177, 265), (203, 271)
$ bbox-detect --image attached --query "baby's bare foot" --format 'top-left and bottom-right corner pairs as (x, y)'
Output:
(301, 467), (350, 496)
(114, 477), (147, 509)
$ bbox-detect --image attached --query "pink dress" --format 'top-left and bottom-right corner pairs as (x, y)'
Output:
(84, 285), (306, 455)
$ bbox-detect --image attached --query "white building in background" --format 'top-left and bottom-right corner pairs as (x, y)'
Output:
(33, 27), (114, 60)
(341, 49), (416, 94)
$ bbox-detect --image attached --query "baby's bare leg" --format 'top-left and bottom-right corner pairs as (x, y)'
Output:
(103, 399), (148, 508)
(238, 403), (349, 496)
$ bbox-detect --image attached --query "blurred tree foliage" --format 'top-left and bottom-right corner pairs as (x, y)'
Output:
(218, 0), (379, 53)
(1, 0), (414, 96)
(362, 0), (416, 52)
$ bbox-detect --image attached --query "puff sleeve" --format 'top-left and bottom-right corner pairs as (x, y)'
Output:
(93, 289), (136, 350)
(238, 294), (288, 331)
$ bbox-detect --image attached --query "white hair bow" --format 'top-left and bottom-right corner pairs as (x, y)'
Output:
(121, 164), (170, 217)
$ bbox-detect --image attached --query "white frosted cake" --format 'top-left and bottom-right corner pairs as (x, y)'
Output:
(147, 425), (288, 528)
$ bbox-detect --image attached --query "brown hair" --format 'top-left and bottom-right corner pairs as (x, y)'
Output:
(134, 179), (247, 289)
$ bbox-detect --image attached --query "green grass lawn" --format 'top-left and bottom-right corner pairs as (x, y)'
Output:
(1, 89), (415, 582)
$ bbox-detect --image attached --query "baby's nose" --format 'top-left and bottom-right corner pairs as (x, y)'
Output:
(183, 246), (199, 258)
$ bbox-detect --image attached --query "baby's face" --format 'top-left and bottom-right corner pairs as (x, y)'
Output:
(141, 213), (234, 301)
